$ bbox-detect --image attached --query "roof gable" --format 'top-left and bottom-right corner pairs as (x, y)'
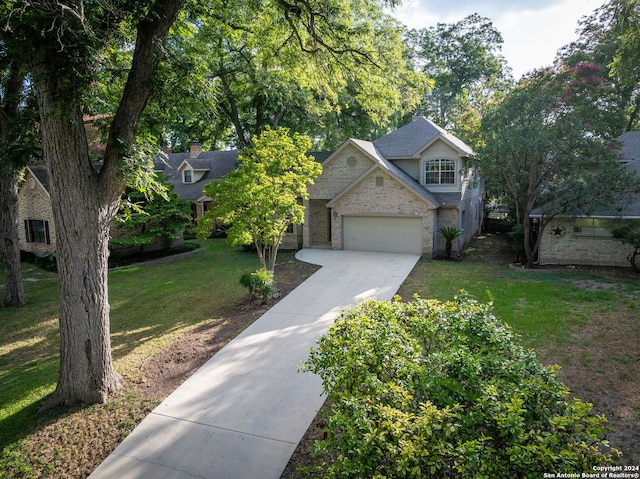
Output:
(373, 116), (473, 159)
(326, 139), (441, 208)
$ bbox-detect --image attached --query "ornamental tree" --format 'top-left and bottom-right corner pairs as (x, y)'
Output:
(196, 127), (321, 271)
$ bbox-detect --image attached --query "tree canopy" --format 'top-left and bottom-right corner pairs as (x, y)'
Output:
(405, 14), (511, 143)
(477, 63), (638, 267)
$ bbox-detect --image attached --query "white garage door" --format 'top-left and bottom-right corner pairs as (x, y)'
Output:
(343, 216), (422, 254)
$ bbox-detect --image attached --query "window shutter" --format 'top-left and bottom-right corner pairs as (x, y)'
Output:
(45, 221), (51, 245)
(24, 220), (30, 243)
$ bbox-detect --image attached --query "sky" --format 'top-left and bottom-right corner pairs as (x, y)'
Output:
(387, 0), (606, 79)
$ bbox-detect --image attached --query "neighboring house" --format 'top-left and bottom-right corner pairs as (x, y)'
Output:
(533, 131), (640, 267)
(303, 116), (484, 256)
(154, 144), (239, 220)
(155, 143), (333, 249)
(18, 164), (56, 256)
(18, 164), (183, 257)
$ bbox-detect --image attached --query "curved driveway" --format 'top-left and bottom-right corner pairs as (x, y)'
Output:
(89, 249), (420, 479)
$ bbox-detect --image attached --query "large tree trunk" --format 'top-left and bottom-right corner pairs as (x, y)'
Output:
(0, 171), (26, 307)
(28, 0), (186, 408)
(34, 91), (121, 407)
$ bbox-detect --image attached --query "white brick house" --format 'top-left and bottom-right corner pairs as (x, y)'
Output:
(533, 131), (640, 267)
(303, 116), (484, 256)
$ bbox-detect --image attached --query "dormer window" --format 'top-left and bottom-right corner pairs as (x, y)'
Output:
(183, 169), (193, 183)
(425, 159), (456, 185)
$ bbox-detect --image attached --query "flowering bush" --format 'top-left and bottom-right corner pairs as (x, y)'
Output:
(303, 294), (618, 478)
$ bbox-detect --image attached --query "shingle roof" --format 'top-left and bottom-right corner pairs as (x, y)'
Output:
(27, 163), (50, 192)
(373, 116), (473, 159)
(156, 150), (240, 201)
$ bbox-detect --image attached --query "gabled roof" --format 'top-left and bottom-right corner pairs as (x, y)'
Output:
(326, 139), (444, 209)
(373, 116), (473, 159)
(156, 150), (239, 201)
(26, 164), (51, 193)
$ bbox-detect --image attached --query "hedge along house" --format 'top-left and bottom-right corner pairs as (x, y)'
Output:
(303, 116), (484, 256)
(532, 131), (640, 267)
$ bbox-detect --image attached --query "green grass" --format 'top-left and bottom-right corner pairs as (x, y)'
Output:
(0, 239), (258, 451)
(397, 255), (635, 350)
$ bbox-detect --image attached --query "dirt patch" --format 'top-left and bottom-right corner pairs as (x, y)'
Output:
(137, 252), (321, 402)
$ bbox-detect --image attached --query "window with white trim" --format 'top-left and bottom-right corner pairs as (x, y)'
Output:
(183, 169), (193, 183)
(425, 159), (456, 185)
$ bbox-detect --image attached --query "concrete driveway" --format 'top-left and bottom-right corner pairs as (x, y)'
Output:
(89, 249), (420, 479)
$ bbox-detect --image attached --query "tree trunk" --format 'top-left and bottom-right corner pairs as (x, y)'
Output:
(0, 172), (26, 307)
(28, 0), (186, 408)
(35, 92), (121, 408)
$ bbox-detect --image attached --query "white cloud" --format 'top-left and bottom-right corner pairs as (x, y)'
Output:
(388, 0), (605, 79)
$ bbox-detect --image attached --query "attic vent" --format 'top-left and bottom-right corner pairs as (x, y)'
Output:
(376, 176), (384, 187)
(346, 156), (357, 167)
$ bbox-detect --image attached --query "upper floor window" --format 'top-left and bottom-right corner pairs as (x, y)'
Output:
(425, 159), (456, 185)
(183, 169), (193, 183)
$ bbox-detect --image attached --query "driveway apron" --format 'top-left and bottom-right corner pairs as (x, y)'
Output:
(89, 249), (420, 479)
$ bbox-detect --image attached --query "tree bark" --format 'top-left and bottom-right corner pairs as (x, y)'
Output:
(33, 83), (121, 407)
(0, 171), (26, 307)
(28, 0), (186, 408)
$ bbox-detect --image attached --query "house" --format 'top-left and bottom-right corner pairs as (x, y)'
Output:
(154, 144), (239, 220)
(18, 164), (56, 256)
(303, 116), (484, 256)
(18, 163), (185, 257)
(533, 131), (640, 267)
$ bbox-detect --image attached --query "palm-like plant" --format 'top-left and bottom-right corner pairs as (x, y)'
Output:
(438, 226), (463, 259)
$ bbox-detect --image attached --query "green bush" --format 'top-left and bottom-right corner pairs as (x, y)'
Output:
(239, 268), (277, 303)
(303, 294), (618, 478)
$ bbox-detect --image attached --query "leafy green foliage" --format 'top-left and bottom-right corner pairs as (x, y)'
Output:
(196, 127), (321, 270)
(303, 295), (618, 478)
(239, 269), (277, 304)
(612, 220), (640, 272)
(111, 175), (192, 249)
(406, 14), (510, 143)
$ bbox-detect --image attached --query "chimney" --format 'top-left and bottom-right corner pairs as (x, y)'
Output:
(190, 142), (202, 158)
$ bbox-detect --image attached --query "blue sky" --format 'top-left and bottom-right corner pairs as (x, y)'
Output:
(387, 0), (605, 79)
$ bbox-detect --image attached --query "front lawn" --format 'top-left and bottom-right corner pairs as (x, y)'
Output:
(397, 234), (640, 465)
(0, 239), (304, 478)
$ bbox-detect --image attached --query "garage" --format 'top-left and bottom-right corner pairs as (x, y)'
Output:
(343, 216), (423, 254)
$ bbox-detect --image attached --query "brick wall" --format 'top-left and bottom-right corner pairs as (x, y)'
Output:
(539, 218), (633, 267)
(330, 169), (435, 254)
(17, 171), (56, 256)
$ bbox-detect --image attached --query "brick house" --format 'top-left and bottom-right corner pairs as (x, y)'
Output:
(303, 116), (484, 256)
(532, 131), (640, 267)
(18, 164), (56, 256)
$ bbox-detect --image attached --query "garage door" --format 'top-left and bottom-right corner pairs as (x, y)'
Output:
(343, 216), (422, 254)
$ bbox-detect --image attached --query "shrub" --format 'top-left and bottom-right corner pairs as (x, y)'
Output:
(239, 268), (277, 303)
(303, 294), (618, 478)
